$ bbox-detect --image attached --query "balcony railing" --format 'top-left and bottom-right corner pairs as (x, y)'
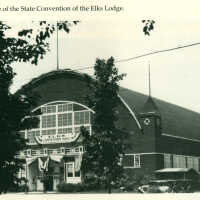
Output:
(16, 146), (84, 158)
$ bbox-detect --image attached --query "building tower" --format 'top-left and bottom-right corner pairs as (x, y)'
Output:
(139, 62), (161, 136)
(139, 96), (161, 136)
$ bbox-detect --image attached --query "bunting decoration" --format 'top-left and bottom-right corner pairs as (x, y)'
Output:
(35, 135), (43, 145)
(38, 157), (49, 172)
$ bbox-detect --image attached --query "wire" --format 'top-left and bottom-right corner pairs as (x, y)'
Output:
(13, 41), (200, 85)
(115, 42), (200, 63)
(72, 41), (200, 71)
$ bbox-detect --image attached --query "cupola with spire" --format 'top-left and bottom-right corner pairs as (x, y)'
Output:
(139, 96), (161, 118)
(138, 63), (162, 135)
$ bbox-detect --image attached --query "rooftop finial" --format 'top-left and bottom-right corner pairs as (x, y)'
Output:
(148, 61), (151, 97)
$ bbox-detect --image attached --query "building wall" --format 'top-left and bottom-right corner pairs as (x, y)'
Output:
(20, 71), (200, 184)
(22, 73), (164, 176)
(123, 153), (164, 178)
(156, 135), (200, 156)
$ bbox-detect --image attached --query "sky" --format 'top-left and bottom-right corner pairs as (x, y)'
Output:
(2, 0), (200, 112)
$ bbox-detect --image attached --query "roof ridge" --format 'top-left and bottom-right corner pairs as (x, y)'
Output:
(119, 87), (200, 116)
(17, 70), (200, 116)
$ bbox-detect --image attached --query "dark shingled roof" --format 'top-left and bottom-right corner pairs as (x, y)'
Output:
(119, 87), (200, 141)
(18, 70), (200, 141)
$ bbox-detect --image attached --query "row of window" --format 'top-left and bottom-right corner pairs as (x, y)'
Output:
(164, 154), (199, 171)
(41, 104), (73, 114)
(22, 102), (92, 145)
(57, 113), (73, 127)
(40, 103), (89, 114)
(40, 111), (90, 128)
(22, 146), (84, 157)
(117, 154), (200, 170)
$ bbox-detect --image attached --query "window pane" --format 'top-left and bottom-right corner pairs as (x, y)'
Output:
(67, 163), (74, 177)
(179, 156), (186, 168)
(75, 171), (80, 177)
(46, 105), (56, 113)
(58, 103), (73, 112)
(42, 105), (56, 114)
(41, 107), (47, 114)
(134, 155), (140, 168)
(85, 111), (90, 124)
(164, 154), (171, 168)
(58, 113), (72, 127)
(68, 104), (73, 111)
(42, 115), (56, 128)
(74, 111), (88, 125)
(74, 112), (80, 125)
(122, 155), (134, 167)
(188, 157), (193, 168)
(58, 105), (63, 112)
(193, 158), (199, 171)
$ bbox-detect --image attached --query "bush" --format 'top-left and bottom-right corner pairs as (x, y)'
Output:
(57, 180), (106, 193)
(57, 183), (78, 193)
(115, 172), (155, 192)
(57, 182), (93, 193)
(83, 175), (106, 190)
(9, 184), (29, 193)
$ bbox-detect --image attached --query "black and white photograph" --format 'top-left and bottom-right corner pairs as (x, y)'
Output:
(1, 1), (200, 200)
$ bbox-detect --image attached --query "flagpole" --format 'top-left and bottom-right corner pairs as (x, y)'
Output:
(56, 21), (59, 70)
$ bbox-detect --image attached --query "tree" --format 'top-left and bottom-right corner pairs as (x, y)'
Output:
(142, 20), (155, 35)
(81, 57), (130, 193)
(0, 21), (78, 193)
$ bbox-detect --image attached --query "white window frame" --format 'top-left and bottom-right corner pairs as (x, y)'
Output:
(123, 154), (141, 169)
(164, 153), (200, 171)
(64, 162), (75, 181)
(24, 101), (93, 145)
(134, 154), (141, 168)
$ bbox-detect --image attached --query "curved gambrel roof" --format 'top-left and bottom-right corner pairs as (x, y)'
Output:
(119, 87), (200, 140)
(18, 69), (200, 141)
(18, 69), (86, 92)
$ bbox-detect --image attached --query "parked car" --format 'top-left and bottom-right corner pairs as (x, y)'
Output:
(138, 168), (199, 193)
(137, 183), (170, 193)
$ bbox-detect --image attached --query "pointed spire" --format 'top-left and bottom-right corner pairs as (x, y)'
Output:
(148, 61), (151, 97)
(139, 62), (160, 117)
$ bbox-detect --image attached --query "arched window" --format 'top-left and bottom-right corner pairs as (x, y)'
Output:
(25, 101), (93, 145)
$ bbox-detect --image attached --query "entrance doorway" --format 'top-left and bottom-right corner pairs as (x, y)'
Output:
(65, 162), (75, 183)
(64, 162), (81, 184)
(44, 175), (53, 191)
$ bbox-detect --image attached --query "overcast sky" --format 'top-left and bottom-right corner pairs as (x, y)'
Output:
(3, 1), (200, 112)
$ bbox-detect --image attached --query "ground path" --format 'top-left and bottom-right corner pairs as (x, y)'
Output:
(1, 192), (200, 200)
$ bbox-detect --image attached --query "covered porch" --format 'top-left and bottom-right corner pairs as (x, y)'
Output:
(25, 154), (82, 191)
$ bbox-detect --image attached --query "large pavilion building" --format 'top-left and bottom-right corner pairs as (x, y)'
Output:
(16, 69), (200, 191)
